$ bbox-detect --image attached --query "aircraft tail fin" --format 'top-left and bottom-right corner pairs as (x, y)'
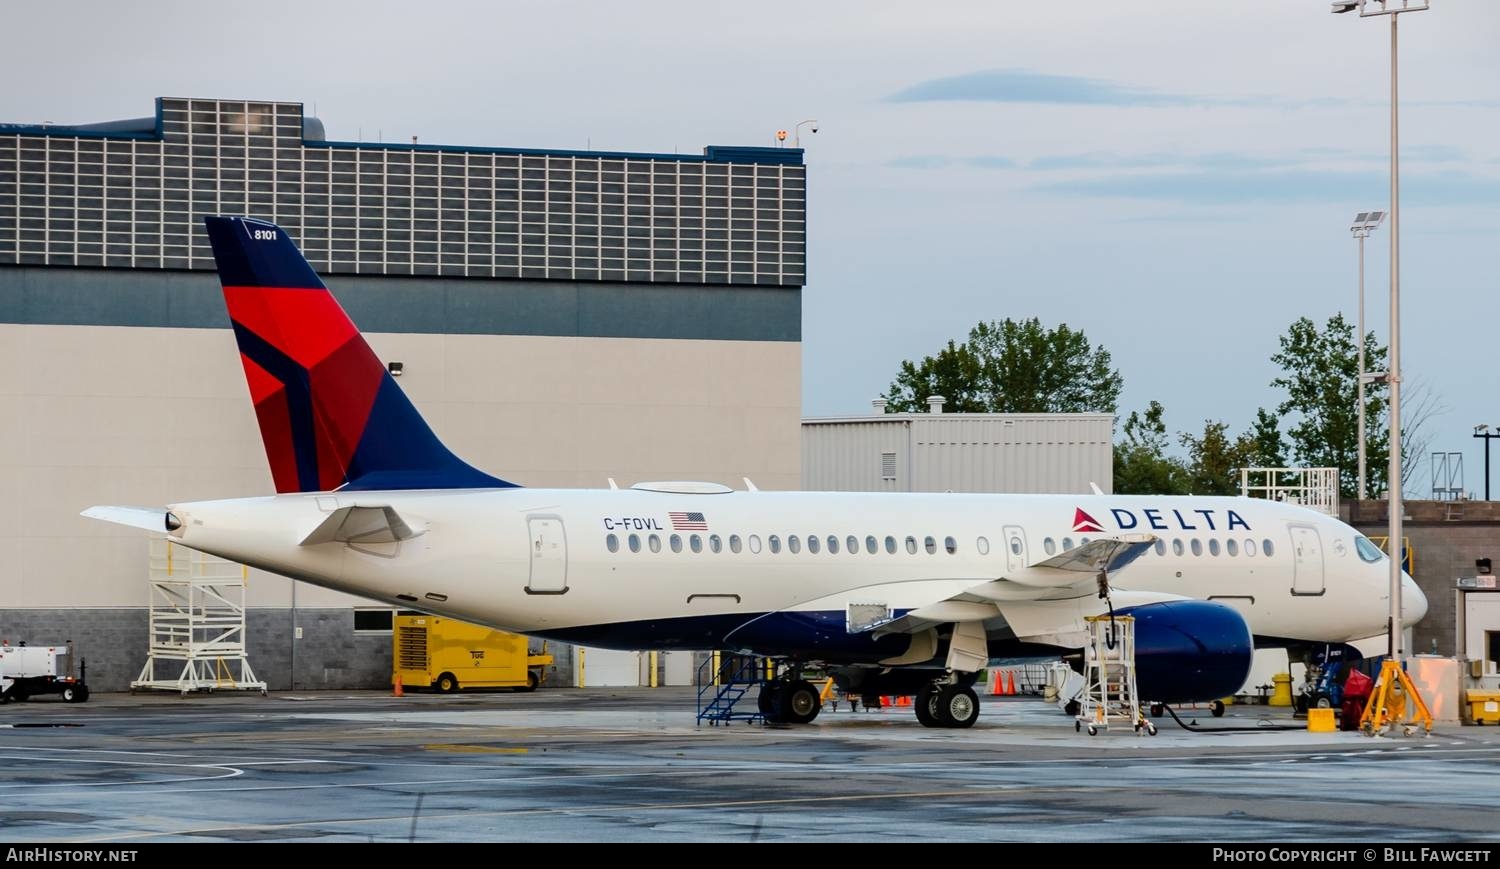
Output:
(203, 215), (516, 493)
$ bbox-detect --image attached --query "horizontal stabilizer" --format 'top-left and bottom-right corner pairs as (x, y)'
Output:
(300, 505), (424, 546)
(81, 505), (173, 533)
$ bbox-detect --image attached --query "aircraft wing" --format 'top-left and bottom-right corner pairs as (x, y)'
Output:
(300, 505), (425, 545)
(863, 534), (1157, 637)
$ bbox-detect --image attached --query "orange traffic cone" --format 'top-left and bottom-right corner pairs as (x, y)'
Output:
(393, 673), (404, 697)
(1006, 671), (1016, 696)
(991, 671), (1003, 695)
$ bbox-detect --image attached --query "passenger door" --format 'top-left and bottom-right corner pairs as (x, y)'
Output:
(526, 515), (568, 594)
(1290, 524), (1325, 596)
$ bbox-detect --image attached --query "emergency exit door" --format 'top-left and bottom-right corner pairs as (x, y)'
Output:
(1290, 524), (1325, 596)
(526, 516), (568, 594)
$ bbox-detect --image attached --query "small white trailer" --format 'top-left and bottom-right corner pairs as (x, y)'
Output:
(0, 642), (90, 703)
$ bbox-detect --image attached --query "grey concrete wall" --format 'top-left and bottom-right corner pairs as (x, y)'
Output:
(0, 608), (390, 692)
(1350, 499), (1500, 657)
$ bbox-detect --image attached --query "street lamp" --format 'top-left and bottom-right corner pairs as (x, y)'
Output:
(1350, 210), (1385, 501)
(794, 119), (819, 148)
(1333, 0), (1429, 665)
(1476, 425), (1500, 501)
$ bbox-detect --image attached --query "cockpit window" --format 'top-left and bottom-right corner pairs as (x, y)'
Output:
(1355, 536), (1385, 564)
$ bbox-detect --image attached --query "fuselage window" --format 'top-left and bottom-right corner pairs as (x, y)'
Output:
(1172, 538), (1184, 556)
(1226, 538), (1238, 557)
(1045, 537), (1057, 555)
(847, 535), (859, 555)
(769, 534), (782, 554)
(865, 535), (878, 554)
(1190, 538), (1203, 557)
(1008, 536), (1021, 556)
(670, 534), (683, 554)
(945, 536), (958, 555)
(1208, 538), (1220, 557)
(1355, 536), (1385, 563)
(1080, 537), (1091, 547)
(748, 534), (762, 554)
(690, 534), (704, 554)
(1263, 538), (1275, 557)
(1245, 537), (1256, 557)
(606, 533), (619, 553)
(906, 535), (918, 555)
(827, 535), (839, 554)
(976, 536), (990, 556)
(729, 534), (742, 554)
(808, 535), (820, 554)
(788, 535), (801, 554)
(1062, 537), (1073, 552)
(1153, 539), (1166, 557)
(885, 535), (897, 554)
(924, 536), (937, 555)
(709, 534), (723, 554)
(628, 533), (641, 553)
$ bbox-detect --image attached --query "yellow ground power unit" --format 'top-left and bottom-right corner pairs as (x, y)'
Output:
(393, 614), (553, 693)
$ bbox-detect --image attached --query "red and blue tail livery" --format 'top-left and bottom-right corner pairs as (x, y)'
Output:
(203, 216), (516, 493)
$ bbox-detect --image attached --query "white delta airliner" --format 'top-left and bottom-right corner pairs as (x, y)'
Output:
(85, 216), (1426, 729)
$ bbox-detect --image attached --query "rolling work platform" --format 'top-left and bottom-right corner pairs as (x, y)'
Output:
(1076, 614), (1156, 736)
(131, 539), (266, 696)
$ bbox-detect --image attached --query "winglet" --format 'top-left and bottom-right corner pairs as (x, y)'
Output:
(1089, 482), (1105, 496)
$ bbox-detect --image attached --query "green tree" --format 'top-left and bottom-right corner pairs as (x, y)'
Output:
(1246, 407), (1288, 469)
(884, 318), (1122, 414)
(1113, 401), (1188, 495)
(1179, 419), (1256, 495)
(1269, 314), (1388, 499)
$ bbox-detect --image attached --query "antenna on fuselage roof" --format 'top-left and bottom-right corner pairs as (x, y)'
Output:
(742, 478), (759, 492)
(1090, 482), (1105, 496)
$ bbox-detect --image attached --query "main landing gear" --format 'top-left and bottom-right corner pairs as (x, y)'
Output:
(758, 671), (823, 725)
(915, 680), (981, 729)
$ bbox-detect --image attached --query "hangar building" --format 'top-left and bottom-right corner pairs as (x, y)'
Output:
(0, 97), (805, 690)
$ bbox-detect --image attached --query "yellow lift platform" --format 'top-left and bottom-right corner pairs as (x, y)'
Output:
(393, 614), (553, 693)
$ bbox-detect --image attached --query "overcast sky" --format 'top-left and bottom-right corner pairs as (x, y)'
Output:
(6, 1), (1498, 492)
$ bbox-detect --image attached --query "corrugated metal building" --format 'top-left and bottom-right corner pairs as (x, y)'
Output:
(802, 398), (1113, 494)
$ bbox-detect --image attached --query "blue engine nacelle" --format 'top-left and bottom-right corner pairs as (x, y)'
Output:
(1118, 600), (1253, 704)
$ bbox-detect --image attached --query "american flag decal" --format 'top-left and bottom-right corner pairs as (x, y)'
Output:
(669, 511), (708, 531)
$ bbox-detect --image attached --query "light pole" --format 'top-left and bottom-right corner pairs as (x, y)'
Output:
(1477, 425), (1500, 501)
(794, 119), (819, 148)
(1350, 210), (1385, 501)
(1333, 0), (1428, 663)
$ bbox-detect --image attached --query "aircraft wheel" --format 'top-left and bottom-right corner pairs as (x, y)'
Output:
(915, 685), (943, 728)
(1210, 700), (1226, 718)
(781, 680), (822, 724)
(938, 686), (980, 729)
(435, 672), (460, 694)
(1149, 703), (1164, 718)
(1064, 699), (1080, 717)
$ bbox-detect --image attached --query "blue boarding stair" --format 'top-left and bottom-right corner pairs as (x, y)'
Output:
(696, 653), (768, 725)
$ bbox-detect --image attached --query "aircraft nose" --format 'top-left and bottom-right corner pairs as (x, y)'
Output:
(1401, 574), (1427, 626)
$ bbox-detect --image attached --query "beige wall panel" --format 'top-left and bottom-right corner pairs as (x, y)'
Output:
(3, 325), (800, 608)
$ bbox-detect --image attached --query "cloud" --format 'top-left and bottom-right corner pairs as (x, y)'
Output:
(887, 69), (1201, 106)
(1032, 168), (1500, 206)
(886, 155), (1016, 170)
